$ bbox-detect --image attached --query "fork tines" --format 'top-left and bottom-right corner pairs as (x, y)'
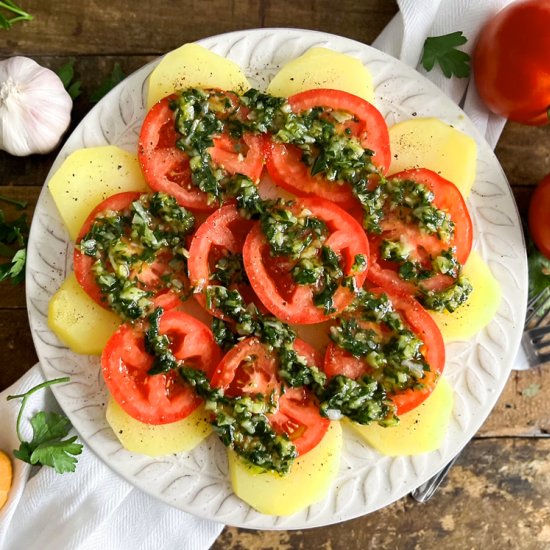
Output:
(525, 287), (550, 326)
(522, 287), (550, 366)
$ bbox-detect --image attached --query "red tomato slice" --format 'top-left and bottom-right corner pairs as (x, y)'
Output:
(138, 95), (264, 212)
(102, 310), (221, 424)
(210, 337), (329, 456)
(366, 168), (473, 299)
(188, 204), (262, 317)
(529, 174), (550, 259)
(265, 89), (391, 209)
(324, 287), (445, 415)
(73, 191), (187, 313)
(243, 197), (370, 324)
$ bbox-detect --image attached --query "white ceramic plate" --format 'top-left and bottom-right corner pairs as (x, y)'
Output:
(26, 28), (527, 529)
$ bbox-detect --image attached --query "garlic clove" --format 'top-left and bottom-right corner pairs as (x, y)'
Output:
(0, 56), (73, 156)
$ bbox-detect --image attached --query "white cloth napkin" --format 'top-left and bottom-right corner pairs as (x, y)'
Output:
(373, 0), (529, 370)
(0, 366), (224, 550)
(372, 0), (515, 149)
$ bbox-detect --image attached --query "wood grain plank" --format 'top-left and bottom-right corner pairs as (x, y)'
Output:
(496, 122), (550, 186)
(478, 365), (550, 437)
(0, 309), (38, 390)
(212, 438), (550, 550)
(0, 0), (398, 56)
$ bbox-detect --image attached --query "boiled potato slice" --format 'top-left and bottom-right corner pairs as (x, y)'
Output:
(228, 421), (342, 516)
(267, 47), (374, 102)
(48, 273), (120, 355)
(147, 43), (250, 109)
(0, 450), (12, 510)
(106, 399), (212, 456)
(389, 118), (477, 198)
(348, 377), (453, 456)
(430, 251), (501, 342)
(48, 146), (150, 241)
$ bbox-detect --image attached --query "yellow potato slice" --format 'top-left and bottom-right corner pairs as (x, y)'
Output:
(48, 273), (120, 355)
(348, 377), (453, 456)
(147, 43), (250, 109)
(389, 117), (477, 198)
(267, 47), (374, 102)
(0, 450), (12, 510)
(228, 421), (342, 516)
(48, 146), (150, 241)
(429, 251), (501, 342)
(106, 399), (212, 456)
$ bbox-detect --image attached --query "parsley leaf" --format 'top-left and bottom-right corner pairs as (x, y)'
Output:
(56, 58), (82, 100)
(421, 31), (471, 78)
(7, 377), (83, 474)
(30, 436), (82, 473)
(0, 0), (32, 29)
(0, 248), (26, 284)
(90, 63), (126, 103)
(0, 201), (28, 284)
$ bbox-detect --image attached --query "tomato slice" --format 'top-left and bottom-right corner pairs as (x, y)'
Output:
(102, 310), (221, 424)
(243, 197), (370, 324)
(265, 89), (391, 209)
(188, 204), (262, 317)
(210, 337), (329, 456)
(73, 191), (189, 315)
(366, 168), (473, 300)
(324, 287), (445, 415)
(138, 95), (264, 212)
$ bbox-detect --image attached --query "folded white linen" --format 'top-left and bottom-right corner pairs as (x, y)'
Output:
(0, 366), (224, 550)
(372, 0), (515, 148)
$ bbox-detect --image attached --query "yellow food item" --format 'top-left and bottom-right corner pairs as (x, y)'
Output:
(106, 398), (212, 456)
(147, 43), (250, 109)
(267, 47), (374, 103)
(430, 251), (501, 342)
(348, 377), (453, 456)
(0, 450), (13, 510)
(228, 421), (342, 515)
(389, 117), (477, 198)
(48, 273), (120, 355)
(48, 146), (150, 241)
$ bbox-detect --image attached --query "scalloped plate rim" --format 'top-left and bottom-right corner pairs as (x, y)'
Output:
(25, 27), (527, 530)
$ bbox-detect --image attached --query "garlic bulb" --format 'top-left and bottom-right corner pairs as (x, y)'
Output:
(0, 56), (72, 156)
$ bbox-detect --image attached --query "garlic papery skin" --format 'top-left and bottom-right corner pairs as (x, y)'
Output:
(0, 56), (73, 156)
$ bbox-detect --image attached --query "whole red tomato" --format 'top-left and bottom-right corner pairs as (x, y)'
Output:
(529, 174), (550, 259)
(473, 0), (550, 125)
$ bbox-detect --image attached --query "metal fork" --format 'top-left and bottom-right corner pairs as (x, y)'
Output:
(522, 287), (550, 365)
(411, 287), (550, 503)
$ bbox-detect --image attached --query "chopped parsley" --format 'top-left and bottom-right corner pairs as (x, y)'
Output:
(323, 288), (435, 424)
(78, 192), (195, 320)
(139, 309), (299, 474)
(210, 252), (248, 287)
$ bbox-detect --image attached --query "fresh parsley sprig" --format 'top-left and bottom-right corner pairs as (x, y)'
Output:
(7, 377), (83, 474)
(0, 0), (32, 29)
(421, 31), (471, 78)
(0, 199), (28, 284)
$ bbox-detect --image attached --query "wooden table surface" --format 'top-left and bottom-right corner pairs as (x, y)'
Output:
(1, 1), (549, 548)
